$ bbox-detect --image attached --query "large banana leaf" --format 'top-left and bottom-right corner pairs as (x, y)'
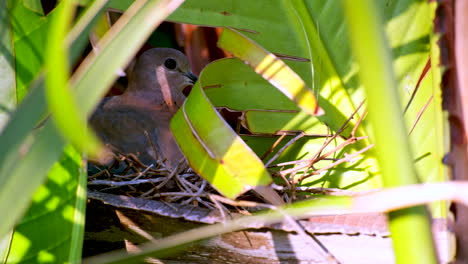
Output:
(160, 0), (440, 192)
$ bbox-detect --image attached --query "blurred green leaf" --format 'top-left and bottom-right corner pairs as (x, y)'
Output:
(8, 0), (48, 102)
(0, 0), (185, 242)
(45, 0), (104, 158)
(0, 0), (15, 134)
(341, 0), (437, 263)
(5, 146), (85, 264)
(0, 1), (16, 134)
(23, 0), (44, 15)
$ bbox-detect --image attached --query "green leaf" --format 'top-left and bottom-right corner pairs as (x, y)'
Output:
(0, 0), (15, 137)
(8, 0), (48, 102)
(341, 0), (437, 263)
(171, 80), (272, 199)
(5, 146), (85, 263)
(45, 0), (104, 158)
(23, 0), (44, 15)
(218, 28), (322, 116)
(0, 0), (185, 243)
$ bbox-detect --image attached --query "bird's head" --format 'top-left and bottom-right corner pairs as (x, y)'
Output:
(127, 48), (197, 105)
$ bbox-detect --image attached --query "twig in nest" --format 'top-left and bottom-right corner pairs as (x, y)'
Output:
(144, 130), (160, 167)
(88, 177), (165, 186)
(272, 185), (378, 196)
(265, 131), (305, 167)
(209, 194), (275, 210)
(88, 167), (111, 179)
(276, 101), (368, 181)
(155, 161), (183, 189)
(181, 180), (209, 205)
(260, 132), (288, 160)
(114, 164), (154, 180)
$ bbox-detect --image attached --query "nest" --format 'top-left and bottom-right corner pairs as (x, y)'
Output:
(87, 154), (222, 209)
(87, 102), (370, 213)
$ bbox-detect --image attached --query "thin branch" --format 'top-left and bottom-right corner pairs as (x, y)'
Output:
(265, 132), (305, 167)
(409, 96), (433, 135)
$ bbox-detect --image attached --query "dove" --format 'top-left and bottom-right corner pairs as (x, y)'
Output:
(89, 48), (197, 169)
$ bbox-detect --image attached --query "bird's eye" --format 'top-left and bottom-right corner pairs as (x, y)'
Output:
(164, 58), (177, 70)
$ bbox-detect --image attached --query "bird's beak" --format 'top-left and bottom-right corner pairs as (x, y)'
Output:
(184, 72), (198, 84)
(181, 72), (198, 96)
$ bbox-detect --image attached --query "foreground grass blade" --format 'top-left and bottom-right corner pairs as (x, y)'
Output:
(0, 0), (185, 239)
(5, 146), (86, 263)
(218, 28), (323, 116)
(71, 0), (185, 113)
(45, 0), (104, 158)
(0, 0), (110, 175)
(341, 0), (438, 263)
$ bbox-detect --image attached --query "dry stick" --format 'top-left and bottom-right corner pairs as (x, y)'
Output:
(279, 103), (367, 179)
(126, 153), (148, 168)
(149, 192), (208, 198)
(88, 177), (165, 186)
(209, 194), (231, 222)
(139, 183), (159, 198)
(88, 168), (109, 179)
(209, 194), (275, 209)
(173, 173), (206, 205)
(144, 130), (160, 165)
(265, 132), (305, 167)
(180, 180), (211, 206)
(409, 96), (433, 136)
(351, 109), (367, 137)
(295, 142), (373, 181)
(315, 136), (368, 163)
(269, 158), (334, 168)
(403, 59), (431, 115)
(115, 210), (157, 242)
(272, 185), (375, 196)
(116, 164), (153, 180)
(279, 136), (368, 178)
(155, 162), (182, 189)
(284, 110), (356, 176)
(184, 179), (206, 198)
(260, 132), (288, 160)
(299, 144), (374, 181)
(168, 171), (199, 203)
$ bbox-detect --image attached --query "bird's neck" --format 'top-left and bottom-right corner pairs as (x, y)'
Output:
(122, 83), (185, 112)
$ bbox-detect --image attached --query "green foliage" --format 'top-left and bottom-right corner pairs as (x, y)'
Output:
(171, 64), (273, 199)
(0, 0), (446, 263)
(6, 146), (85, 264)
(1, 0), (185, 262)
(342, 0), (438, 262)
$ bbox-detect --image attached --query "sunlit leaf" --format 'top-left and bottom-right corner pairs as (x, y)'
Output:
(218, 28), (322, 116)
(172, 79), (272, 199)
(341, 0), (437, 262)
(5, 146), (85, 263)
